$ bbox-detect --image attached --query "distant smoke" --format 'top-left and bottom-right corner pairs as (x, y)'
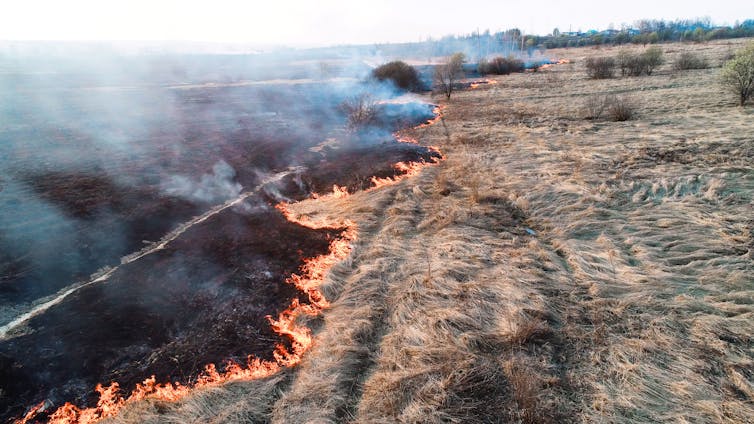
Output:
(161, 160), (242, 204)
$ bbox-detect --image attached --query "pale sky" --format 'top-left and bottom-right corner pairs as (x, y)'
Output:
(1, 0), (751, 46)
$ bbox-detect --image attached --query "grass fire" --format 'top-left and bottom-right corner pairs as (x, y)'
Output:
(2, 4), (754, 424)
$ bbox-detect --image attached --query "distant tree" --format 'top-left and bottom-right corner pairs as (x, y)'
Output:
(435, 53), (465, 99)
(552, 28), (560, 38)
(372, 61), (422, 92)
(694, 27), (706, 42)
(525, 38), (536, 57)
(721, 43), (754, 106)
(614, 31), (631, 45)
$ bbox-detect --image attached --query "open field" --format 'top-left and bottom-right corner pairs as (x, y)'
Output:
(104, 39), (753, 423)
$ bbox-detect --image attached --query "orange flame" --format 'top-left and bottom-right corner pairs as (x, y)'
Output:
(469, 79), (498, 89)
(15, 401), (46, 424)
(536, 58), (571, 71)
(19, 100), (445, 424)
(416, 106), (443, 129)
(312, 184), (349, 200)
(29, 216), (356, 424)
(368, 159), (439, 190)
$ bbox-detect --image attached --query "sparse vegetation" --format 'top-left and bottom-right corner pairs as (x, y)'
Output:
(435, 52), (466, 99)
(371, 61), (423, 92)
(721, 42), (754, 106)
(585, 56), (615, 79)
(673, 52), (709, 70)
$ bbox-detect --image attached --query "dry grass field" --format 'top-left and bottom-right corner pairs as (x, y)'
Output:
(105, 39), (753, 423)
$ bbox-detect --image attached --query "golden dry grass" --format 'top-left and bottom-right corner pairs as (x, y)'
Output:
(106, 39), (753, 423)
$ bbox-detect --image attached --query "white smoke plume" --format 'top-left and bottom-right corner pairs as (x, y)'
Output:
(161, 160), (242, 204)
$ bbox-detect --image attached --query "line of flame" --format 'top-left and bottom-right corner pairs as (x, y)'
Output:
(469, 79), (499, 89)
(18, 219), (356, 424)
(17, 101), (445, 424)
(417, 105), (444, 129)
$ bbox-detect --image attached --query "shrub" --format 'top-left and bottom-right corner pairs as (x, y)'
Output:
(478, 58), (489, 75)
(582, 95), (608, 119)
(616, 47), (664, 77)
(371, 61), (423, 92)
(623, 53), (646, 76)
(585, 57), (615, 79)
(673, 52), (709, 70)
(721, 42), (754, 106)
(616, 50), (633, 76)
(642, 46), (664, 75)
(605, 95), (635, 121)
(479, 56), (525, 75)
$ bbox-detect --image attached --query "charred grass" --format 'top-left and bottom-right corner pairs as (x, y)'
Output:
(107, 39), (753, 423)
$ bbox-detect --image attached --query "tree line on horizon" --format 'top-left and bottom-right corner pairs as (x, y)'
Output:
(372, 18), (754, 60)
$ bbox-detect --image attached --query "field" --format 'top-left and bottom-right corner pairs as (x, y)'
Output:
(102, 39), (753, 422)
(0, 62), (439, 421)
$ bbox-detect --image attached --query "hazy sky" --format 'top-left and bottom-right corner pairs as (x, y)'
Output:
(2, 0), (751, 46)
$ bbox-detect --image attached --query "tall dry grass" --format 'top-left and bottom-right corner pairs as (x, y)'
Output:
(105, 38), (753, 424)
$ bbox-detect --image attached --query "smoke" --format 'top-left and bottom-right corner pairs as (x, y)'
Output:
(0, 40), (443, 421)
(161, 160), (242, 204)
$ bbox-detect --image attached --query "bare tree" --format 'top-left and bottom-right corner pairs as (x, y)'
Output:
(341, 93), (377, 131)
(434, 53), (465, 99)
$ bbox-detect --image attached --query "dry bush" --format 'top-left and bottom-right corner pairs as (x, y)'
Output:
(605, 95), (635, 121)
(372, 61), (423, 92)
(582, 94), (635, 121)
(673, 52), (709, 70)
(480, 56), (526, 75)
(642, 46), (664, 75)
(616, 47), (664, 76)
(622, 53), (647, 77)
(616, 49), (633, 77)
(585, 57), (615, 79)
(582, 95), (608, 120)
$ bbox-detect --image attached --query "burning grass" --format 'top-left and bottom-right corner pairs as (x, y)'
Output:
(28, 38), (754, 423)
